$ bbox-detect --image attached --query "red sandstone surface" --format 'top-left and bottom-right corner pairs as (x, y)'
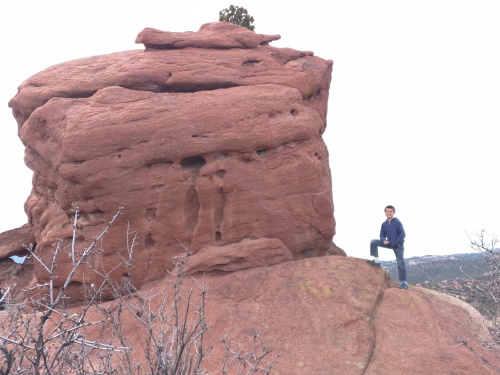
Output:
(7, 22), (338, 294)
(80, 256), (499, 374)
(0, 23), (497, 374)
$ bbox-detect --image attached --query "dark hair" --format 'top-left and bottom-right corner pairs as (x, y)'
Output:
(385, 205), (395, 212)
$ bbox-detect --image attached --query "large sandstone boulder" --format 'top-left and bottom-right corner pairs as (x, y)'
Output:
(8, 23), (340, 296)
(204, 257), (499, 374)
(81, 256), (499, 374)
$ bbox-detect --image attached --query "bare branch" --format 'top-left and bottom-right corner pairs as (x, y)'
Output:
(0, 207), (278, 374)
(454, 334), (500, 373)
(71, 207), (79, 265)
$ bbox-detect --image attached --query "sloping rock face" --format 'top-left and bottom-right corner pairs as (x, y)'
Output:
(203, 257), (499, 374)
(8, 23), (340, 296)
(83, 256), (499, 374)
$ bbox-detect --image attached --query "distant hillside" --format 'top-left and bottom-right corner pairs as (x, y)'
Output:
(381, 253), (488, 284)
(381, 253), (495, 317)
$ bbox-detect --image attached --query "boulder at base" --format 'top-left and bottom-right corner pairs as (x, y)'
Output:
(81, 256), (499, 375)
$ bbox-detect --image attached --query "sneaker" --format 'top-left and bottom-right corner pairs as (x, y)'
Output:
(366, 259), (381, 268)
(397, 283), (409, 290)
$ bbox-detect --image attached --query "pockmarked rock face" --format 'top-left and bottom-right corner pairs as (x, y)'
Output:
(8, 22), (341, 296)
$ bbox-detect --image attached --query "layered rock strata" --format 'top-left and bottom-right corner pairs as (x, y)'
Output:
(8, 22), (340, 295)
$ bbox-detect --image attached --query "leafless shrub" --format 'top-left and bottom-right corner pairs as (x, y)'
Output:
(0, 208), (128, 375)
(0, 208), (279, 374)
(453, 230), (500, 374)
(219, 332), (280, 375)
(466, 230), (500, 345)
(102, 252), (211, 375)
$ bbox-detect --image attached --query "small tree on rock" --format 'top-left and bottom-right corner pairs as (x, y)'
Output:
(219, 5), (255, 31)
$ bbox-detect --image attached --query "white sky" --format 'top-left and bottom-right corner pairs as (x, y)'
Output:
(0, 0), (499, 261)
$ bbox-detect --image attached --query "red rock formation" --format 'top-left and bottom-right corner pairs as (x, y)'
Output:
(81, 256), (499, 374)
(3, 23), (498, 375)
(8, 22), (340, 295)
(203, 257), (499, 374)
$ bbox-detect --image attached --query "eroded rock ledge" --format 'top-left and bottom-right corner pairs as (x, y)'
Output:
(136, 23), (281, 49)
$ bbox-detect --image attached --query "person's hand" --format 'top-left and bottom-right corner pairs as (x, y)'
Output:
(383, 240), (389, 245)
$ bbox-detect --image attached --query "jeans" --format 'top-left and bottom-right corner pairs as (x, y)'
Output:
(370, 239), (407, 282)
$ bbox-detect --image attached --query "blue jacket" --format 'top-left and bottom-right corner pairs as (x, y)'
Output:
(380, 218), (406, 247)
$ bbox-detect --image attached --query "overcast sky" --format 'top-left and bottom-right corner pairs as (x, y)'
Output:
(1, 0), (499, 261)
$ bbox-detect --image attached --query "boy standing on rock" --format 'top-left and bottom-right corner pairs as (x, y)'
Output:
(367, 205), (408, 289)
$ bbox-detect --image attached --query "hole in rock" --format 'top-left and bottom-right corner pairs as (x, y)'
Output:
(243, 59), (262, 66)
(159, 82), (238, 93)
(146, 208), (157, 221)
(215, 169), (227, 179)
(145, 234), (155, 248)
(65, 281), (84, 297)
(152, 184), (164, 192)
(73, 91), (97, 99)
(215, 231), (222, 242)
(67, 236), (86, 245)
(290, 109), (299, 116)
(10, 255), (27, 264)
(256, 149), (268, 156)
(88, 210), (105, 222)
(269, 109), (281, 119)
(306, 89), (321, 100)
(184, 187), (200, 236)
(180, 155), (206, 172)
